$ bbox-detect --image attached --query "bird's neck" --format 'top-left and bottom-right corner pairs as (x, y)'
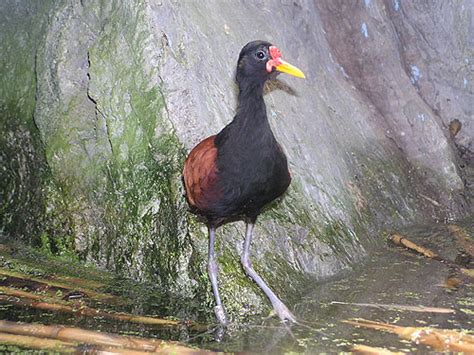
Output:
(234, 80), (268, 127)
(215, 79), (273, 149)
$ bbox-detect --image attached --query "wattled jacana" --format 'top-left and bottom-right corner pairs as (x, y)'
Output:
(183, 40), (305, 325)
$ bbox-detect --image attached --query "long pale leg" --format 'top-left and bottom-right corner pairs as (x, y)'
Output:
(208, 225), (228, 325)
(241, 222), (296, 323)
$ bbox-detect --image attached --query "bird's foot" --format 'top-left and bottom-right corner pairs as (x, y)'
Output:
(214, 305), (228, 326)
(272, 300), (297, 324)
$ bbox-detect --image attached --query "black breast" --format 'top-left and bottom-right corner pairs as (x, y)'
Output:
(211, 121), (291, 220)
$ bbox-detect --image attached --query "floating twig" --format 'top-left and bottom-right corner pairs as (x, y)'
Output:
(389, 233), (474, 275)
(343, 318), (474, 352)
(0, 286), (204, 329)
(0, 320), (208, 353)
(331, 301), (455, 314)
(0, 268), (122, 304)
(389, 234), (437, 259)
(352, 344), (405, 354)
(0, 331), (77, 353)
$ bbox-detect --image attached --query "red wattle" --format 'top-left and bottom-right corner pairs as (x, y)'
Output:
(267, 46), (283, 73)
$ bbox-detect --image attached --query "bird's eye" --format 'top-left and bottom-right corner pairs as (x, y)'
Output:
(256, 51), (266, 60)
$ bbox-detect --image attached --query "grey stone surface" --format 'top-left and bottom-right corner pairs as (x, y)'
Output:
(1, 0), (472, 321)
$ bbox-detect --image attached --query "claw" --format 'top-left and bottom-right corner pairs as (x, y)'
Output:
(273, 300), (297, 324)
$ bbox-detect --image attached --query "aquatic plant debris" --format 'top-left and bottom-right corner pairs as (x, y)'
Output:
(352, 344), (404, 354)
(331, 301), (455, 314)
(343, 318), (474, 352)
(0, 267), (123, 304)
(0, 319), (209, 354)
(0, 285), (207, 329)
(389, 231), (474, 275)
(389, 233), (437, 258)
(0, 333), (77, 353)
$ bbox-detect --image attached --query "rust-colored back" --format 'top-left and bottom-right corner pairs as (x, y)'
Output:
(183, 135), (220, 212)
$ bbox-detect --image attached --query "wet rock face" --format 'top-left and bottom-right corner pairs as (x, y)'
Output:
(0, 0), (472, 319)
(316, 0), (472, 187)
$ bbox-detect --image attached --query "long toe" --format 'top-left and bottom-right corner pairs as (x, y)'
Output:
(214, 305), (228, 326)
(273, 302), (297, 324)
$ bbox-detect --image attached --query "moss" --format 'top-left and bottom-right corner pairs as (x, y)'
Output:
(0, 241), (111, 285)
(0, 2), (53, 241)
(258, 251), (310, 301)
(0, 2), (55, 123)
(344, 149), (437, 246)
(1, 0), (197, 294)
(0, 1), (200, 299)
(0, 108), (77, 254)
(216, 247), (268, 320)
(76, 128), (191, 290)
(261, 182), (357, 260)
(261, 145), (442, 261)
(0, 108), (45, 243)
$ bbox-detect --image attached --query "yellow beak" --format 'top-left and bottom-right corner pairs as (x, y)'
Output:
(275, 59), (306, 79)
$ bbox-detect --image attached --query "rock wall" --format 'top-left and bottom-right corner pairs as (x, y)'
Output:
(1, 0), (471, 320)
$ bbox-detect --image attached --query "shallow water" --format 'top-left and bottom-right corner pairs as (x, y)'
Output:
(198, 222), (473, 353)
(1, 220), (473, 353)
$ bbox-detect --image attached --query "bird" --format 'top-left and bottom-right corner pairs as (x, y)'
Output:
(183, 40), (305, 325)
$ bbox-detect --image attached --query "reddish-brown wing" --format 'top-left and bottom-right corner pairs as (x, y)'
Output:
(183, 135), (221, 212)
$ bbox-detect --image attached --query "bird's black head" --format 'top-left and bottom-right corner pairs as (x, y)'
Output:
(236, 40), (305, 85)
